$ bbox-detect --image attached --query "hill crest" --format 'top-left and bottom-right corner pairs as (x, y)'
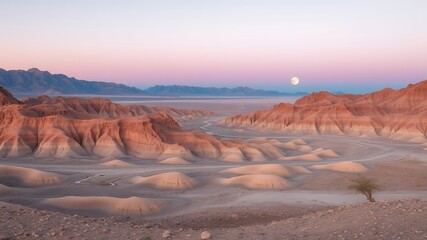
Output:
(0, 68), (148, 95)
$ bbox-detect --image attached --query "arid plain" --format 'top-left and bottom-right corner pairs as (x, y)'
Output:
(1, 83), (427, 239)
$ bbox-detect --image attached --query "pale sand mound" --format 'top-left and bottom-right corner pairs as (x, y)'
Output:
(241, 147), (267, 162)
(221, 164), (311, 177)
(0, 165), (62, 187)
(0, 183), (11, 194)
(279, 141), (309, 150)
(220, 147), (246, 162)
(159, 157), (191, 165)
(223, 154), (245, 162)
(99, 159), (135, 167)
(131, 172), (197, 190)
(311, 161), (368, 173)
(249, 137), (269, 143)
(43, 196), (165, 215)
(217, 174), (288, 190)
(290, 139), (306, 145)
(298, 145), (313, 152)
(311, 148), (340, 158)
(279, 154), (321, 161)
(279, 142), (299, 150)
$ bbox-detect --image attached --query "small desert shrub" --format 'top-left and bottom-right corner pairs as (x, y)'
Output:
(349, 176), (379, 202)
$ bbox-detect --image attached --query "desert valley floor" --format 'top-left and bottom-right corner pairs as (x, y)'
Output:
(1, 94), (427, 239)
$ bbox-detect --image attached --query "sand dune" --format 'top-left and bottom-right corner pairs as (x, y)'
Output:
(290, 139), (307, 145)
(279, 154), (322, 161)
(217, 174), (288, 190)
(297, 145), (313, 152)
(311, 161), (368, 173)
(131, 172), (197, 190)
(99, 159), (135, 167)
(311, 148), (340, 158)
(0, 165), (62, 187)
(159, 157), (191, 165)
(222, 164), (311, 177)
(43, 196), (166, 215)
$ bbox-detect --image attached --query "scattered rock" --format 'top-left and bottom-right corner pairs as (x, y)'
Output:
(1, 199), (427, 239)
(163, 230), (171, 238)
(201, 231), (211, 239)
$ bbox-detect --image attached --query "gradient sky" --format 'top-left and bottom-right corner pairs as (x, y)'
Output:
(1, 0), (427, 93)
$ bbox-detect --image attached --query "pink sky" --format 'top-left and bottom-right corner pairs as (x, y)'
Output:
(1, 1), (427, 93)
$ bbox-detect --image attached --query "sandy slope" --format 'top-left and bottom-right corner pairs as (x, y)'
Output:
(311, 161), (368, 173)
(279, 153), (322, 161)
(131, 172), (197, 190)
(0, 165), (63, 187)
(159, 157), (191, 165)
(2, 200), (426, 239)
(222, 164), (311, 177)
(217, 174), (289, 190)
(99, 159), (135, 167)
(311, 148), (340, 157)
(43, 196), (166, 215)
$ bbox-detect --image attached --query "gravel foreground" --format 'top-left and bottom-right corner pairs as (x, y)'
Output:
(1, 199), (427, 240)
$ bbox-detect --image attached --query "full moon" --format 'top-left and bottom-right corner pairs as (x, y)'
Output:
(291, 77), (300, 86)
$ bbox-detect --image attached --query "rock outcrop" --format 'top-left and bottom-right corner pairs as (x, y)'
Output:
(0, 87), (215, 159)
(0, 87), (20, 106)
(0, 87), (285, 161)
(224, 80), (427, 143)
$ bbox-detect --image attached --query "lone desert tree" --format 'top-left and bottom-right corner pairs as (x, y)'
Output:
(349, 176), (379, 202)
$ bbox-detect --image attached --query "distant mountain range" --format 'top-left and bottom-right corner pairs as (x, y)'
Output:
(144, 85), (306, 96)
(0, 68), (147, 95)
(0, 68), (306, 96)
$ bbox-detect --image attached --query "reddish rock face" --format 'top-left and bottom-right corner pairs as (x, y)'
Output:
(224, 80), (427, 142)
(0, 87), (218, 159)
(0, 88), (278, 161)
(0, 87), (20, 106)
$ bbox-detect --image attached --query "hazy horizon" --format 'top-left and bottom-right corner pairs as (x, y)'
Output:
(1, 0), (427, 93)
